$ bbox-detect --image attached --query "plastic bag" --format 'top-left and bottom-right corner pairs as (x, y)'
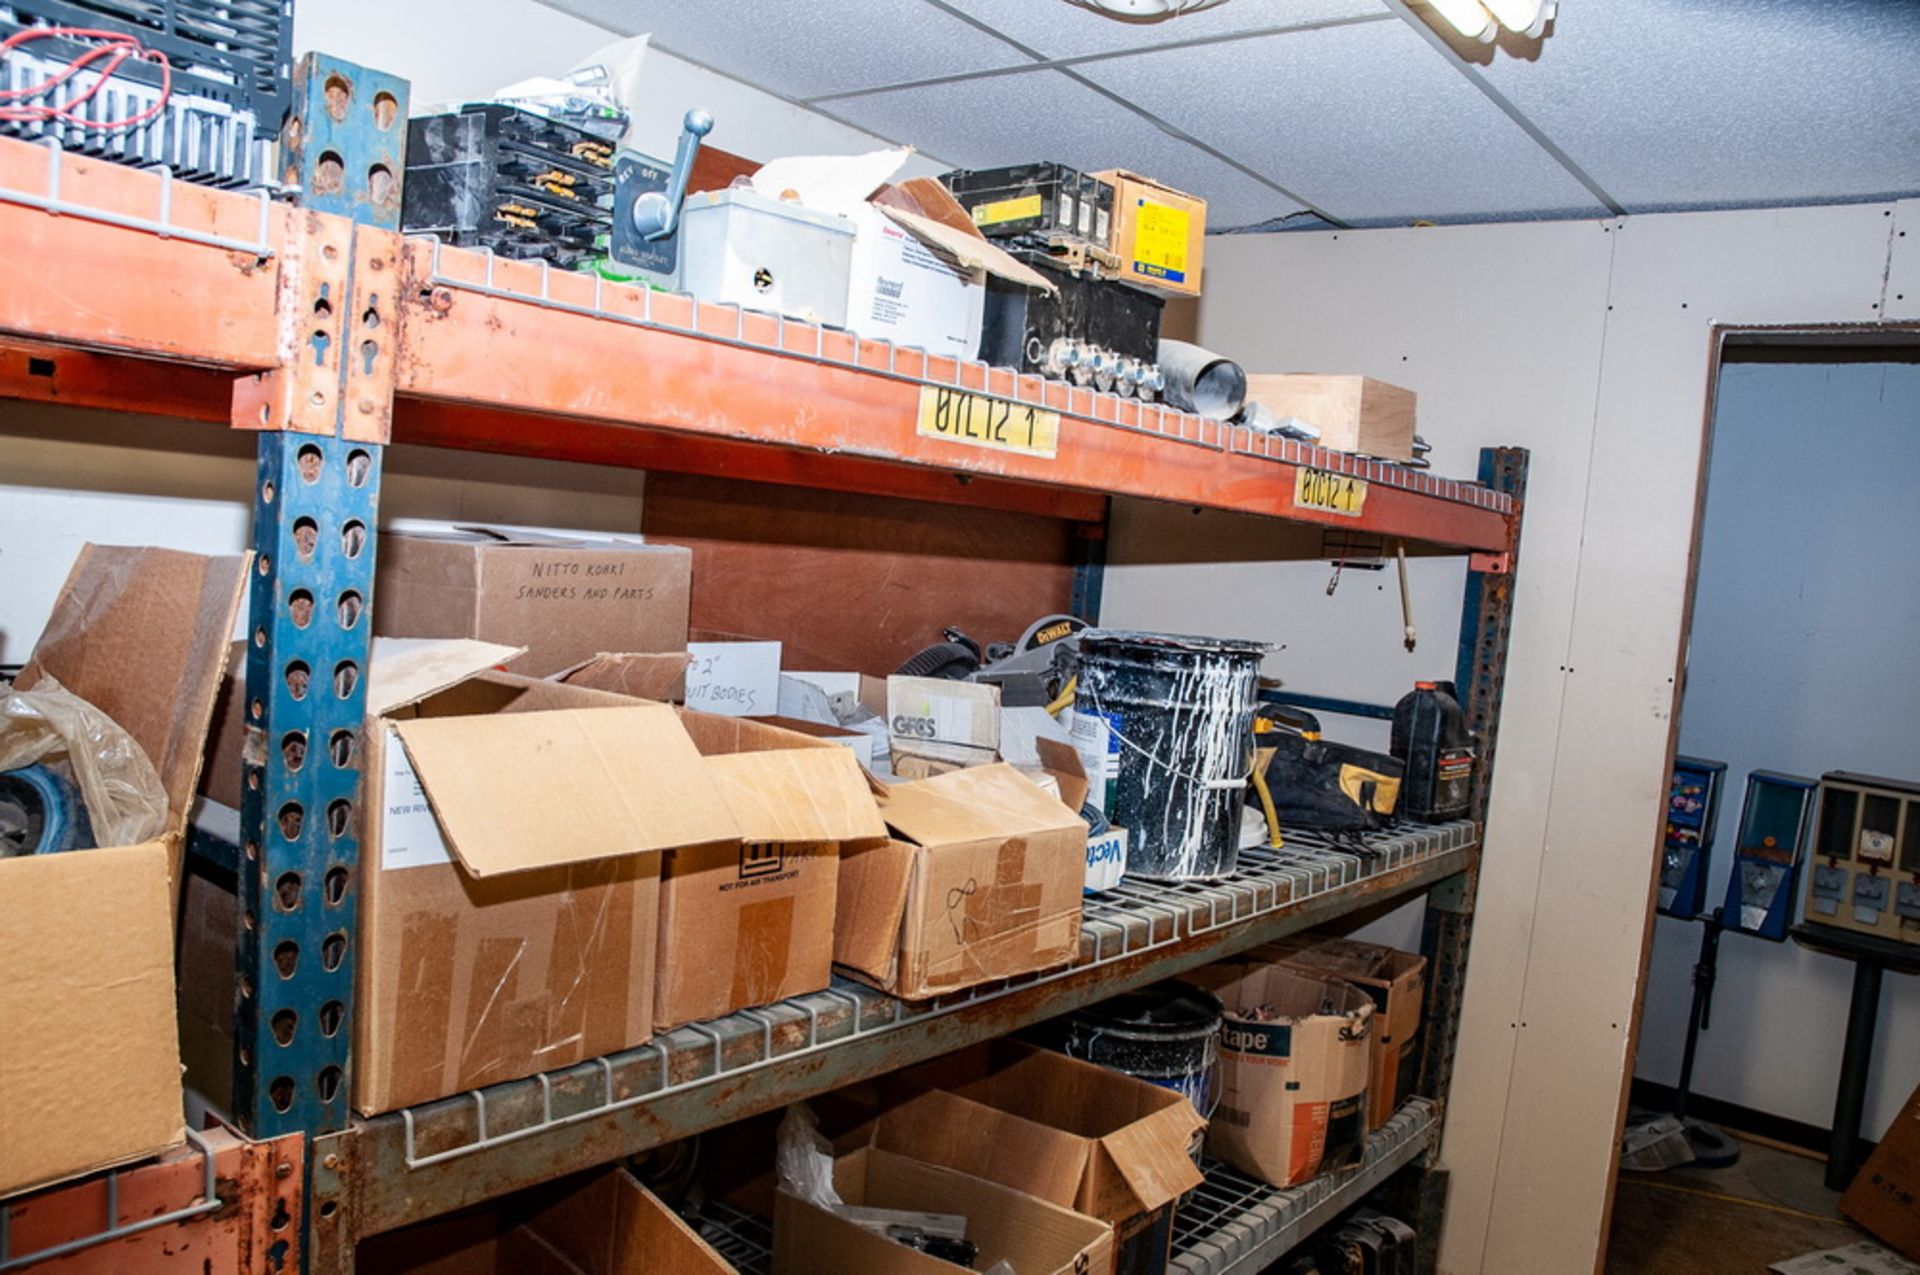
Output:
(775, 1103), (843, 1211)
(0, 675), (168, 849)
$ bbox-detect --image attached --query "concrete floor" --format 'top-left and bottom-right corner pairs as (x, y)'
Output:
(1606, 1133), (1875, 1273)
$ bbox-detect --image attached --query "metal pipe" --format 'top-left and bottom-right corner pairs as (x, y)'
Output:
(1157, 339), (1247, 422)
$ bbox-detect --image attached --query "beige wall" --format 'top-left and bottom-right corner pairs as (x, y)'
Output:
(1104, 199), (1917, 1272)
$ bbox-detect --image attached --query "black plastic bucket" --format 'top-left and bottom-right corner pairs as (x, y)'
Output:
(1062, 980), (1225, 1115)
(1074, 630), (1267, 881)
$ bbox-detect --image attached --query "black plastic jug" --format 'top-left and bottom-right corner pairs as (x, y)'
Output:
(1391, 681), (1475, 822)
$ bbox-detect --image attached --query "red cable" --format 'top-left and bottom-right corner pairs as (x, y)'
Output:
(0, 26), (173, 130)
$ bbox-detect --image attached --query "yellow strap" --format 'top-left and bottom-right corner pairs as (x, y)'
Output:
(1250, 763), (1284, 849)
(1044, 674), (1078, 718)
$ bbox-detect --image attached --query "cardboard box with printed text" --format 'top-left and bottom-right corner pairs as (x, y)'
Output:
(354, 639), (737, 1114)
(373, 528), (691, 677)
(1257, 935), (1426, 1129)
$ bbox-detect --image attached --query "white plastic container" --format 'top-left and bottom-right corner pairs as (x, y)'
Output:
(678, 187), (854, 327)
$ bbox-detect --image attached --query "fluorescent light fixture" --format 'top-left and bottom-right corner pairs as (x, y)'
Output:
(1066, 0), (1231, 19)
(1483, 0), (1554, 37)
(1425, 0), (1496, 41)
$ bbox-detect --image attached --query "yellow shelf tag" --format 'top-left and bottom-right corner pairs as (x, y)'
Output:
(916, 385), (1060, 459)
(1295, 465), (1369, 517)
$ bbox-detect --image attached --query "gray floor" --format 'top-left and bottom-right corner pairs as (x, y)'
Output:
(1606, 1134), (1874, 1273)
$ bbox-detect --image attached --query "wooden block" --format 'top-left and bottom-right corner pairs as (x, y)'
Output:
(1244, 374), (1417, 460)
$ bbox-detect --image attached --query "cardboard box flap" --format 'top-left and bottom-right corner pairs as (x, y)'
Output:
(367, 637), (527, 716)
(18, 544), (249, 843)
(881, 763), (1083, 846)
(833, 838), (915, 981)
(393, 705), (736, 877)
(1089, 1113), (1207, 1217)
(872, 1088), (1092, 1210)
(556, 652), (690, 702)
(1033, 737), (1090, 813)
(703, 747), (887, 844)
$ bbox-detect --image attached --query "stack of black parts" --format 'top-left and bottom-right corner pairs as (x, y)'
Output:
(402, 104), (615, 269)
(940, 162), (1164, 397)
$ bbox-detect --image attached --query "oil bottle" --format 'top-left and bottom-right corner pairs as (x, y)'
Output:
(1391, 681), (1475, 821)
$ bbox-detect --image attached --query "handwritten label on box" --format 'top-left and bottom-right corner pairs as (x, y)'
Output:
(685, 641), (782, 717)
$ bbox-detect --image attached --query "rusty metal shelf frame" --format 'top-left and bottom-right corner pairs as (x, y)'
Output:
(1170, 1099), (1438, 1274)
(0, 1130), (217, 1271)
(410, 237), (1513, 521)
(308, 823), (1473, 1266)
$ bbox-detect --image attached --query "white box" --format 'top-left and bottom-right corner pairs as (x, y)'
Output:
(845, 203), (986, 361)
(679, 187), (854, 327)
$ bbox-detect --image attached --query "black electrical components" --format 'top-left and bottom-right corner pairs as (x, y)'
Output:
(0, 1), (292, 186)
(941, 162), (1114, 256)
(402, 104), (616, 269)
(979, 249), (1165, 398)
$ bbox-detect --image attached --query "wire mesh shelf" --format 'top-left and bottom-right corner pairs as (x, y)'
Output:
(1170, 1098), (1439, 1275)
(389, 822), (1472, 1174)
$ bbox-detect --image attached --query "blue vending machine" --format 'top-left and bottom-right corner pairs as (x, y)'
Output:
(1723, 771), (1819, 941)
(1660, 756), (1728, 920)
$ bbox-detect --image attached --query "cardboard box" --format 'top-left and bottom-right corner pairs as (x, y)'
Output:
(359, 1167), (731, 1274)
(773, 1146), (1112, 1275)
(886, 674), (999, 771)
(555, 651), (693, 702)
(1190, 962), (1373, 1187)
(355, 641), (738, 1113)
(2, 545), (248, 1195)
(877, 1040), (1205, 1274)
(1095, 169), (1206, 298)
(656, 709), (889, 1030)
(373, 528), (691, 677)
(1842, 1082), (1920, 1261)
(835, 763), (1086, 1000)
(1259, 936), (1426, 1129)
(1242, 374), (1417, 462)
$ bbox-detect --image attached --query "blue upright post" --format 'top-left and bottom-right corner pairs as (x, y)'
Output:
(233, 53), (409, 1143)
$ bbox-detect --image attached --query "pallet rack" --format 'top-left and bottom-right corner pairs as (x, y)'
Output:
(0, 53), (1526, 1275)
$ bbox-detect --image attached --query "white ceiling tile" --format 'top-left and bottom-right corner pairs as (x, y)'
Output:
(824, 69), (1306, 226)
(1478, 0), (1920, 211)
(544, 0), (1035, 99)
(935, 0), (1388, 59)
(1076, 20), (1607, 223)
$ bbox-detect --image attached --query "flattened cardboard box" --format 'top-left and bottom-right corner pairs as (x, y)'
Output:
(1842, 1082), (1920, 1261)
(1190, 962), (1373, 1188)
(374, 528), (692, 677)
(360, 1167), (732, 1274)
(878, 1040), (1205, 1273)
(657, 709), (888, 1030)
(3, 545), (248, 1195)
(356, 647), (737, 1113)
(773, 1146), (1112, 1275)
(834, 763), (1086, 1000)
(1258, 935), (1426, 1130)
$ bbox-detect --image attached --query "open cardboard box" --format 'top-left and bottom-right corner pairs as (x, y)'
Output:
(877, 1040), (1204, 1273)
(359, 1166), (734, 1274)
(373, 527), (692, 677)
(834, 763), (1086, 1000)
(355, 639), (738, 1113)
(773, 1146), (1112, 1275)
(658, 709), (888, 1031)
(1, 545), (248, 1195)
(1257, 934), (1426, 1129)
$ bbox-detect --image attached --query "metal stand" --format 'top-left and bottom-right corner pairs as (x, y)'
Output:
(1790, 921), (1920, 1191)
(1672, 909), (1740, 1167)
